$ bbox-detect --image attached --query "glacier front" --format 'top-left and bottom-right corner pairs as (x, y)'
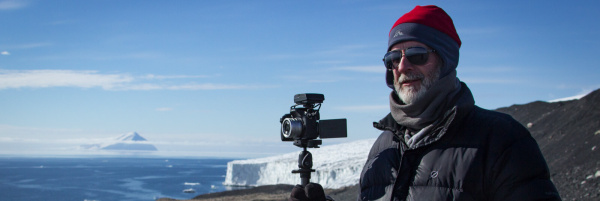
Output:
(223, 138), (376, 189)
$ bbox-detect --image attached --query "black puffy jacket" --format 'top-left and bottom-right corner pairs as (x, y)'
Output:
(358, 86), (561, 201)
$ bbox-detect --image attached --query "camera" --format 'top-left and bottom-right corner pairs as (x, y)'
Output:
(280, 93), (347, 148)
(279, 93), (347, 186)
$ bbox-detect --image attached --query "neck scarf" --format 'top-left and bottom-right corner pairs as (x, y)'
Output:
(390, 70), (461, 130)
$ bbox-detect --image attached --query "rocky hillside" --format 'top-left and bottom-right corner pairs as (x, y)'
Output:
(496, 88), (600, 201)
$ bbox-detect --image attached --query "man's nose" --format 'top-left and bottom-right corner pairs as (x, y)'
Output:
(395, 55), (414, 73)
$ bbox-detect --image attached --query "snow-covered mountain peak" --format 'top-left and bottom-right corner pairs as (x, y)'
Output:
(115, 132), (147, 142)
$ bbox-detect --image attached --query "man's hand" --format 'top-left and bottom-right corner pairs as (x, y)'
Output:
(289, 183), (327, 201)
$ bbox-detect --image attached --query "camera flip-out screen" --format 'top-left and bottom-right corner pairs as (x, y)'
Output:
(318, 119), (347, 138)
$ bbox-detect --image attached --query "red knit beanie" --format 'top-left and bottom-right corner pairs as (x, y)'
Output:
(389, 5), (461, 47)
(385, 5), (461, 88)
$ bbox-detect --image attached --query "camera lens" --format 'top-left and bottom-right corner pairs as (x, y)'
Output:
(281, 118), (303, 139)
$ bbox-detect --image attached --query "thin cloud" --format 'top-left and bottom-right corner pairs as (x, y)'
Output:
(307, 79), (338, 83)
(459, 66), (516, 73)
(458, 27), (503, 35)
(0, 0), (28, 10)
(265, 44), (374, 61)
(282, 74), (350, 84)
(0, 137), (42, 143)
(163, 83), (270, 90)
(460, 77), (522, 84)
(332, 65), (383, 73)
(119, 83), (273, 91)
(155, 107), (173, 112)
(0, 69), (273, 91)
(335, 105), (388, 112)
(459, 65), (522, 84)
(47, 20), (77, 26)
(11, 42), (52, 49)
(0, 69), (133, 89)
(315, 44), (372, 56)
(0, 136), (150, 145)
(143, 74), (212, 80)
(0, 43), (52, 55)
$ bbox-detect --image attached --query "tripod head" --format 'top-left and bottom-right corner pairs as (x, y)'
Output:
(293, 146), (315, 186)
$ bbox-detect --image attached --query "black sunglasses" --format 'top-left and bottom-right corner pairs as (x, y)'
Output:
(382, 47), (436, 70)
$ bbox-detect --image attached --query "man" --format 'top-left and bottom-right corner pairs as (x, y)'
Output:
(290, 5), (561, 201)
(358, 5), (561, 201)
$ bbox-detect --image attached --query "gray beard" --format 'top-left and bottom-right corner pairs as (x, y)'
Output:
(394, 68), (441, 105)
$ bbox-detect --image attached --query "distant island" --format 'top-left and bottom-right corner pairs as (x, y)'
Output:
(80, 132), (158, 151)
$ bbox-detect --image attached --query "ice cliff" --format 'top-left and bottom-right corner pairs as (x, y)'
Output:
(223, 138), (376, 189)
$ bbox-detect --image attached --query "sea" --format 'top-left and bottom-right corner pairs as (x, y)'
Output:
(0, 157), (240, 201)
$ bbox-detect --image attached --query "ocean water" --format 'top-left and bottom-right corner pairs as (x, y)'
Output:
(0, 157), (236, 201)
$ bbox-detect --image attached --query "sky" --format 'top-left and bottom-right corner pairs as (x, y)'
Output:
(1, 0), (599, 159)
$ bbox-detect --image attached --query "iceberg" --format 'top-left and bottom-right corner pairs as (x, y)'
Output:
(223, 138), (375, 189)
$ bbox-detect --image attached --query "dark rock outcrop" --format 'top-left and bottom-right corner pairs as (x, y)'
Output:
(496, 89), (600, 201)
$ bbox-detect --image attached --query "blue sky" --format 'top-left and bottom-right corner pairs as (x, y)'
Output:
(1, 0), (599, 158)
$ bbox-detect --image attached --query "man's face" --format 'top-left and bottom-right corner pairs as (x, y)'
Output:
(390, 41), (441, 104)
